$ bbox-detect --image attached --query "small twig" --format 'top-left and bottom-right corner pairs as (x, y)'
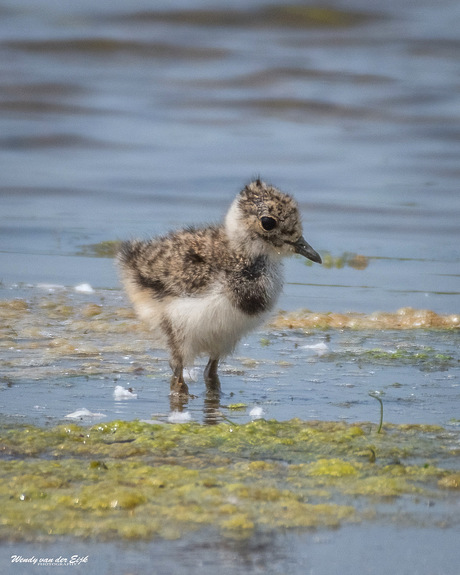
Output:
(369, 391), (384, 433)
(219, 414), (238, 426)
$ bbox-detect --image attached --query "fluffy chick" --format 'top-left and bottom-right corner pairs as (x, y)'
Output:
(118, 179), (322, 396)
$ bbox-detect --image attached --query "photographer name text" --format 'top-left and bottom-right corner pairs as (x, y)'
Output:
(11, 555), (89, 567)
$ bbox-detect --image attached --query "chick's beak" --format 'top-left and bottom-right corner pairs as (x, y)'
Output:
(293, 236), (322, 264)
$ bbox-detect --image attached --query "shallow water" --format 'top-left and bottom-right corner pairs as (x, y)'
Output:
(1, 0), (459, 573)
(0, 288), (459, 427)
(3, 525), (460, 575)
(0, 0), (459, 314)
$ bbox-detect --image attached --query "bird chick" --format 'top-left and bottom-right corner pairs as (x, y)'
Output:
(118, 179), (322, 397)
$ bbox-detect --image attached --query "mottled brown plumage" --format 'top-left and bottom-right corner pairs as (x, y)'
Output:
(118, 179), (321, 397)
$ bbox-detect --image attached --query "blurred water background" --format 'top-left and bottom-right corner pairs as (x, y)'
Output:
(1, 0), (459, 314)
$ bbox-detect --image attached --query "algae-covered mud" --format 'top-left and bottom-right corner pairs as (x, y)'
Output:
(1, 418), (459, 542)
(0, 287), (459, 553)
(0, 294), (458, 574)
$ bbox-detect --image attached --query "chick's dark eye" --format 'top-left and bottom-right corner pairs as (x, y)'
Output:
(260, 216), (277, 231)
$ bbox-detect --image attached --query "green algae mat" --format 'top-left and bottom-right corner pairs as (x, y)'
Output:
(1, 293), (459, 542)
(1, 418), (459, 541)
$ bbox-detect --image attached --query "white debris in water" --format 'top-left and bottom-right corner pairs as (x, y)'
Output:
(301, 342), (329, 356)
(65, 407), (106, 420)
(184, 367), (200, 382)
(74, 283), (94, 293)
(113, 385), (138, 400)
(168, 411), (192, 423)
(249, 406), (265, 419)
